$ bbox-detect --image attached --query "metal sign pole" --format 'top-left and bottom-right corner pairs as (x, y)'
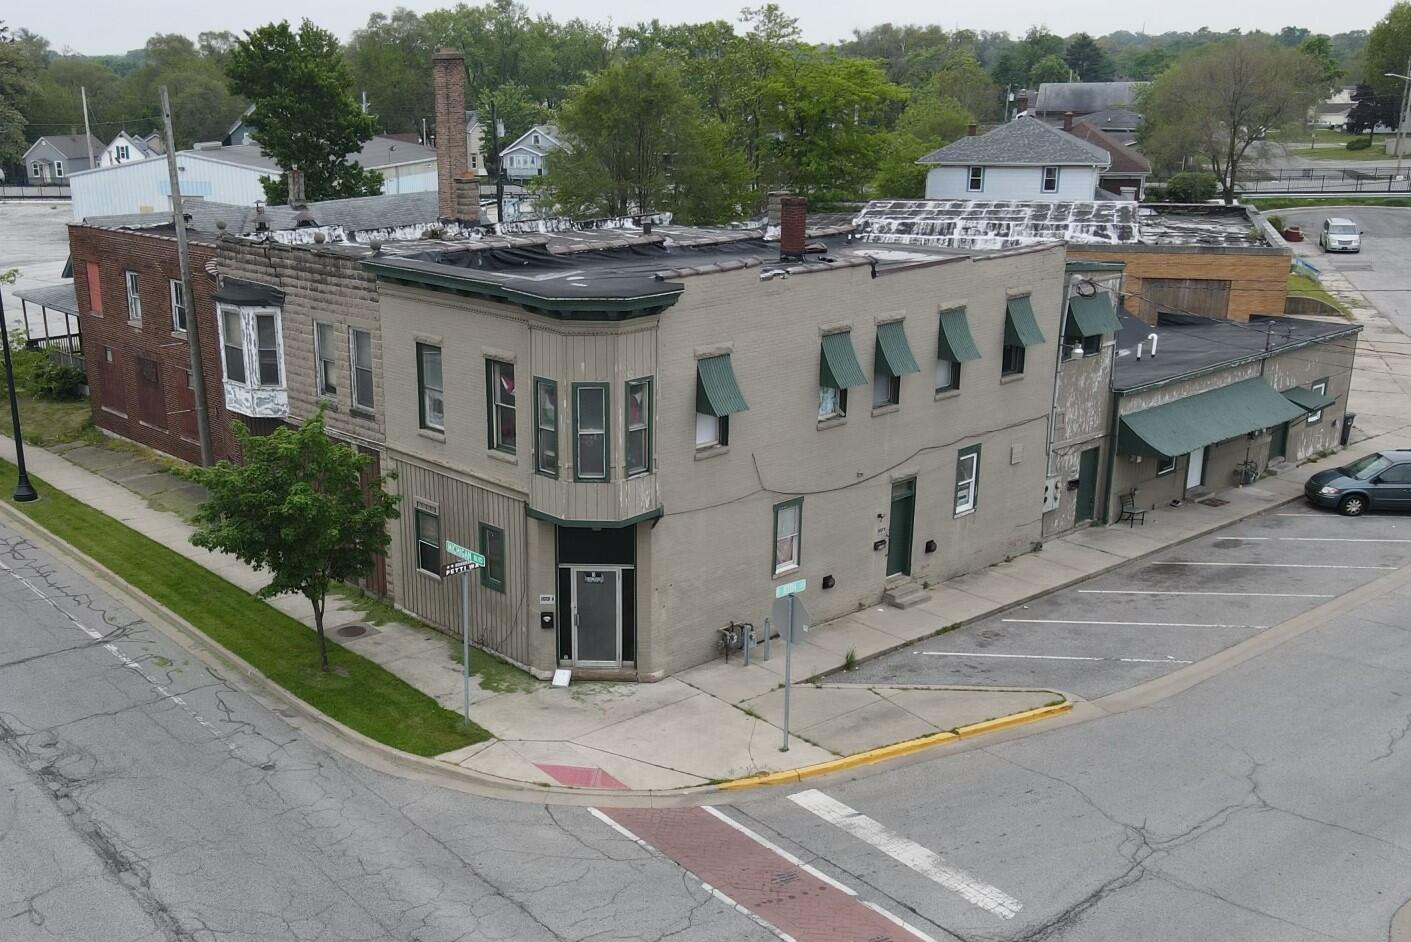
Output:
(781, 594), (794, 752)
(461, 569), (471, 725)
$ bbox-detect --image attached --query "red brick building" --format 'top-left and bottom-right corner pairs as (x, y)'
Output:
(70, 223), (242, 463)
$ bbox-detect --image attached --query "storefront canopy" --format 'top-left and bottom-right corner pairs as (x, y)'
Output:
(1066, 291), (1122, 338)
(1118, 377), (1305, 458)
(1283, 385), (1337, 414)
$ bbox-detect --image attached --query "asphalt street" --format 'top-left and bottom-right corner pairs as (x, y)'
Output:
(1279, 206), (1411, 336)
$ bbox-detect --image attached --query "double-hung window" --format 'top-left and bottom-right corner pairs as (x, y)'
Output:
(1001, 343), (1026, 376)
(534, 379), (558, 476)
(220, 307), (246, 383)
(935, 358), (960, 392)
(351, 328), (374, 410)
(1041, 166), (1060, 193)
(954, 446), (981, 515)
(625, 378), (652, 476)
(773, 498), (802, 574)
(1307, 379), (1329, 424)
(487, 359), (516, 452)
(415, 507), (440, 575)
(696, 413), (727, 448)
(314, 322), (337, 397)
(54, 161), (64, 178)
(967, 166), (984, 191)
(417, 344), (444, 431)
(125, 271), (141, 322)
(819, 332), (865, 421)
(1156, 454), (1177, 475)
(479, 523), (506, 591)
(255, 313), (280, 385)
(116, 144), (130, 161)
(169, 279), (187, 332)
(574, 383), (609, 481)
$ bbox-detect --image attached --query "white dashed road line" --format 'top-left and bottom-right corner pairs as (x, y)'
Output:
(787, 789), (1023, 919)
(920, 651), (1193, 665)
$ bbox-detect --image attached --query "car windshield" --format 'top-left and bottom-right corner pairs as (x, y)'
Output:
(1342, 454), (1393, 480)
(1330, 224), (1357, 235)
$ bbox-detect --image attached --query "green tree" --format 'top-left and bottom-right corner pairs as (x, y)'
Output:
(931, 50), (1000, 120)
(115, 33), (245, 146)
(1298, 34), (1343, 90)
(1065, 33), (1114, 81)
(1029, 53), (1072, 85)
(872, 94), (973, 198)
(1140, 38), (1323, 203)
(1117, 45), (1176, 80)
(991, 27), (1065, 88)
(226, 20), (384, 203)
(0, 22), (38, 164)
(187, 407), (400, 672)
(546, 54), (750, 222)
(346, 10), (434, 136)
(1365, 2), (1411, 96)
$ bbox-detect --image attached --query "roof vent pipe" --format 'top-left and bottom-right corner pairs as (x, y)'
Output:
(1136, 341), (1143, 361)
(1063, 111), (1074, 132)
(1147, 332), (1159, 358)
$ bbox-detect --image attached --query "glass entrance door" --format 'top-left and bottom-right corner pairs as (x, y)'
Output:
(572, 568), (620, 666)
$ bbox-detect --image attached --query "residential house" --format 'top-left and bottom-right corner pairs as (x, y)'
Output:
(23, 134), (101, 184)
(499, 124), (566, 181)
(1032, 82), (1146, 125)
(99, 131), (161, 168)
(1076, 108), (1142, 146)
(1067, 118), (1151, 199)
(465, 111), (488, 176)
(222, 106), (257, 146)
(918, 117), (1111, 201)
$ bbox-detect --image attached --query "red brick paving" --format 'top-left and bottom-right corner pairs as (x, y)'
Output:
(535, 763), (628, 789)
(603, 807), (925, 942)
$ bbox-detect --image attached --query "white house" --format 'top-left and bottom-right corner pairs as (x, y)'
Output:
(99, 131), (161, 168)
(498, 124), (566, 180)
(917, 116), (1111, 202)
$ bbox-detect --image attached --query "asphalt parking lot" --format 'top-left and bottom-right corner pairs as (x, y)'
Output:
(843, 503), (1411, 698)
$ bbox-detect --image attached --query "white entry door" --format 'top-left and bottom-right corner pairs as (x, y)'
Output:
(1185, 446), (1206, 491)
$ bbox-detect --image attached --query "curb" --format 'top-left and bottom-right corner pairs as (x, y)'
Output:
(718, 702), (1073, 791)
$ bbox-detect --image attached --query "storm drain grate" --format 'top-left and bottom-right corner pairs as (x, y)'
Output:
(334, 622), (377, 639)
(1199, 497), (1230, 507)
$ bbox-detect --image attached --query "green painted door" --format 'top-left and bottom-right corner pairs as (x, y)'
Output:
(1269, 422), (1289, 461)
(1076, 447), (1100, 522)
(887, 479), (916, 577)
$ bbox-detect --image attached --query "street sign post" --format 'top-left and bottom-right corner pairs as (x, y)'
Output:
(446, 541), (484, 725)
(773, 579), (808, 752)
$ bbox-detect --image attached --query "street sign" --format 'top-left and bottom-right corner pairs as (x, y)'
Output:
(446, 541), (487, 567)
(772, 595), (811, 640)
(774, 578), (806, 599)
(443, 559), (479, 577)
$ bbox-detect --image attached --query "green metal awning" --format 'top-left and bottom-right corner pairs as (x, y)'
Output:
(696, 354), (749, 416)
(937, 308), (982, 362)
(1283, 386), (1337, 414)
(1004, 296), (1046, 347)
(874, 321), (920, 377)
(1118, 377), (1306, 458)
(1066, 291), (1121, 338)
(819, 332), (867, 389)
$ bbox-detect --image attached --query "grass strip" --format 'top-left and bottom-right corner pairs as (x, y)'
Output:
(0, 459), (490, 756)
(1287, 272), (1349, 315)
(1245, 196), (1411, 211)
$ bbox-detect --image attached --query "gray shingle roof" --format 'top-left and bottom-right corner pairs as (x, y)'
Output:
(1033, 82), (1145, 116)
(917, 117), (1111, 168)
(29, 134), (102, 159)
(350, 136), (436, 168)
(1081, 108), (1143, 131)
(84, 191), (441, 236)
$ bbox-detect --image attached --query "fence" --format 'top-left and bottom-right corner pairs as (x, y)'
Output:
(0, 184), (71, 200)
(1235, 167), (1411, 195)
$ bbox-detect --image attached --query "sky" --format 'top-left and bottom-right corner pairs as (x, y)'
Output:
(17, 0), (1391, 54)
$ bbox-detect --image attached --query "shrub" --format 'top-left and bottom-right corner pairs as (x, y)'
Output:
(1267, 214), (1285, 232)
(1165, 171), (1220, 203)
(1143, 183), (1169, 203)
(0, 331), (87, 400)
(1346, 136), (1372, 151)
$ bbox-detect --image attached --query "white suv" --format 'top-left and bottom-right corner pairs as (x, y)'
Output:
(1319, 217), (1362, 253)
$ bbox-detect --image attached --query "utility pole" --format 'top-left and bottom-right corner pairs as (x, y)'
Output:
(80, 87), (96, 169)
(160, 86), (214, 467)
(1393, 56), (1411, 183)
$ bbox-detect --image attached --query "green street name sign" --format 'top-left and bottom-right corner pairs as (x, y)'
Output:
(446, 541), (487, 567)
(774, 578), (807, 599)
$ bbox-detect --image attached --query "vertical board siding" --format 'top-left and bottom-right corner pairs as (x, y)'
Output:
(391, 457), (530, 665)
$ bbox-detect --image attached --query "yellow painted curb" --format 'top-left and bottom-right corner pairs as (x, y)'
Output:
(719, 701), (1071, 791)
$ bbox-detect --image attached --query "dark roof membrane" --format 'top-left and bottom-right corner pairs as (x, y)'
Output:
(214, 278), (286, 306)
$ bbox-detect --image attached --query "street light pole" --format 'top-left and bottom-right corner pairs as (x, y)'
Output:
(1385, 59), (1411, 183)
(0, 294), (38, 502)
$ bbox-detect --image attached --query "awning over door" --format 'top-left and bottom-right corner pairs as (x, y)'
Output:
(1066, 291), (1122, 337)
(937, 308), (983, 362)
(1283, 386), (1337, 414)
(696, 354), (749, 416)
(1118, 377), (1305, 458)
(819, 331), (867, 388)
(1004, 295), (1046, 347)
(874, 320), (920, 377)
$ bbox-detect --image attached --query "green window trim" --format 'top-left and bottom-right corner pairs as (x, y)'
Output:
(533, 377), (559, 478)
(874, 320), (921, 378)
(625, 376), (653, 478)
(772, 497), (804, 575)
(696, 354), (749, 416)
(819, 332), (867, 389)
(572, 382), (611, 482)
(937, 308), (982, 362)
(1066, 291), (1122, 338)
(1004, 295), (1046, 348)
(478, 523), (506, 592)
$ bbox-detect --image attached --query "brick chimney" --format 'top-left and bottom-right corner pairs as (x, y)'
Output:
(1015, 92), (1029, 116)
(1063, 111), (1074, 132)
(433, 48), (472, 221)
(966, 123), (978, 137)
(287, 166), (306, 207)
(779, 195), (806, 259)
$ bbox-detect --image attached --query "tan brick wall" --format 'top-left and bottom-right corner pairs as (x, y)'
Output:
(1070, 246), (1290, 323)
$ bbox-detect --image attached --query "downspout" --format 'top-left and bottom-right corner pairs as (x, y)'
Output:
(1048, 272), (1071, 480)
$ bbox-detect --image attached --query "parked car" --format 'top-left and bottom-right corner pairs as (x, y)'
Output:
(1319, 217), (1362, 253)
(1305, 450), (1411, 515)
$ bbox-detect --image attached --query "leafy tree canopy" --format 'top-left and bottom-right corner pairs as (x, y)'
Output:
(1065, 33), (1115, 81)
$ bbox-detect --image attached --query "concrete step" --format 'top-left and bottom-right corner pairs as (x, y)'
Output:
(883, 582), (933, 610)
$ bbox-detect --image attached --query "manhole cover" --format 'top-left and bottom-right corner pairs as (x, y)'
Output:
(1198, 497), (1230, 507)
(334, 622), (375, 639)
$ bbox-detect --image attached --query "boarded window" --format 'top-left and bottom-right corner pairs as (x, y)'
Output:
(134, 356), (166, 429)
(1142, 278), (1232, 320)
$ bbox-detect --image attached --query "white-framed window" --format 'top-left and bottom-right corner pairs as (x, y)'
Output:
(314, 321), (337, 397)
(1307, 378), (1329, 424)
(169, 279), (186, 332)
(625, 377), (652, 477)
(351, 328), (374, 411)
(954, 446), (980, 515)
(255, 313), (280, 386)
(573, 383), (608, 481)
(29, 161), (41, 180)
(773, 499), (802, 574)
(696, 412), (726, 448)
(935, 358), (959, 392)
(1041, 166), (1060, 193)
(116, 145), (130, 161)
(54, 161), (64, 178)
(819, 385), (846, 419)
(220, 307), (246, 384)
(967, 166), (984, 191)
(1156, 454), (1177, 475)
(415, 506), (441, 575)
(487, 359), (516, 452)
(417, 343), (444, 431)
(533, 134), (540, 145)
(124, 270), (141, 322)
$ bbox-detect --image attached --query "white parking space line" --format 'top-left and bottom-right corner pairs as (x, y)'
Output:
(1273, 537), (1411, 543)
(1215, 536), (1271, 540)
(1001, 618), (1265, 629)
(1078, 589), (1335, 598)
(920, 651), (1193, 665)
(1277, 512), (1328, 516)
(1151, 561), (1397, 570)
(787, 789), (1022, 919)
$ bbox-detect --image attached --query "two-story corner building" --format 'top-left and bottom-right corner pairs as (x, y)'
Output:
(918, 117), (1111, 202)
(359, 204), (1070, 680)
(1106, 311), (1361, 518)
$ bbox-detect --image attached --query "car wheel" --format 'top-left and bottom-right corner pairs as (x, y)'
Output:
(1338, 494), (1367, 516)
